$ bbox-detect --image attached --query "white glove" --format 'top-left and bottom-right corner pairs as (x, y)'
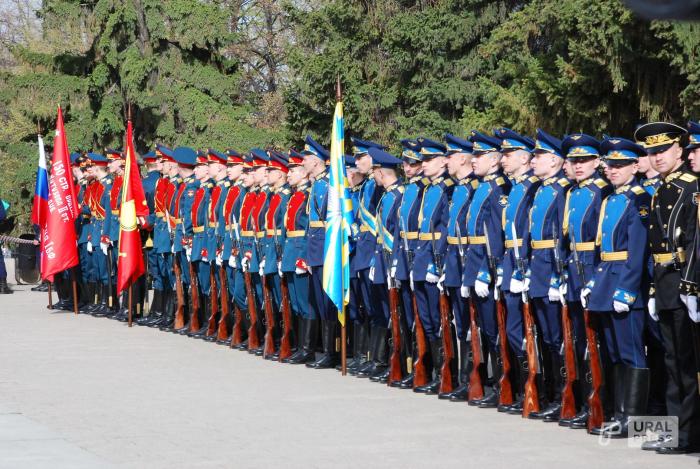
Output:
(241, 256), (249, 272)
(437, 273), (445, 293)
(87, 241), (93, 253)
(369, 266), (375, 282)
(510, 277), (525, 294)
(100, 242), (108, 256)
(613, 300), (629, 314)
(215, 254), (222, 266)
(185, 246), (192, 262)
(277, 261), (283, 278)
(648, 298), (658, 321)
(390, 265), (397, 279)
(259, 259), (266, 276)
(548, 287), (561, 303)
(580, 288), (591, 308)
(523, 277), (530, 292)
(474, 280), (490, 298)
(559, 282), (567, 299)
(410, 271), (415, 290)
(682, 295), (699, 322)
(460, 285), (470, 298)
(496, 275), (503, 288)
(170, 243), (175, 253)
(425, 272), (439, 284)
(295, 266), (306, 275)
(228, 255), (237, 269)
(202, 255), (208, 263)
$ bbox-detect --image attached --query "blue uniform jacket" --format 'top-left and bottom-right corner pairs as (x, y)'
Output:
(306, 172), (329, 267)
(352, 176), (383, 274)
(443, 176), (477, 288)
(413, 174), (453, 282)
(372, 181), (403, 285)
(587, 182), (651, 311)
(392, 176), (428, 281)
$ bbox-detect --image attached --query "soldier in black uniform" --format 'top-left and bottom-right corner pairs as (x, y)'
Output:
(635, 122), (700, 454)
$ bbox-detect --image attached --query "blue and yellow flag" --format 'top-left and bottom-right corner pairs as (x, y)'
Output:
(323, 100), (354, 326)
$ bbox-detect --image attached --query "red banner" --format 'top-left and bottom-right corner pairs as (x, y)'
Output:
(41, 107), (79, 281)
(116, 120), (147, 293)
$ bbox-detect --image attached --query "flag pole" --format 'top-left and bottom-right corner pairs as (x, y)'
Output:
(38, 121), (52, 310)
(47, 283), (53, 309)
(70, 268), (78, 314)
(128, 284), (133, 327)
(336, 74), (347, 377)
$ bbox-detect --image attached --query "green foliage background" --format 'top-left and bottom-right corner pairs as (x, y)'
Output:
(1, 0), (699, 231)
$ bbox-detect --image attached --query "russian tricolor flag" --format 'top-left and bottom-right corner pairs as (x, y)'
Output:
(31, 134), (49, 229)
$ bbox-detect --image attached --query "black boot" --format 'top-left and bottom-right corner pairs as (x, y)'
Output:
(369, 327), (389, 382)
(158, 290), (176, 330)
(507, 356), (529, 415)
(189, 302), (210, 338)
(0, 278), (14, 294)
(605, 366), (649, 439)
(80, 282), (95, 313)
(595, 363), (627, 437)
(92, 285), (111, 316)
(307, 319), (337, 369)
(288, 318), (318, 364)
(139, 290), (163, 325)
(478, 350), (503, 409)
(357, 326), (380, 378)
(568, 358), (591, 428)
(283, 315), (306, 363)
(414, 340), (441, 394)
(530, 350), (563, 421)
(441, 339), (471, 401)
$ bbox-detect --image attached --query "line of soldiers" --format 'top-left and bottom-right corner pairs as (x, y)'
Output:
(48, 121), (700, 454)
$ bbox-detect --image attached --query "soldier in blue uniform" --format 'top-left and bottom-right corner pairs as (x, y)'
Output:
(281, 150), (312, 363)
(187, 150), (212, 337)
(261, 150), (291, 356)
(559, 134), (611, 427)
(391, 139), (428, 389)
(525, 129), (571, 420)
(636, 122), (700, 454)
(350, 138), (386, 378)
(72, 153), (92, 310)
(102, 148), (124, 317)
(580, 137), (651, 438)
(88, 153), (112, 316)
(438, 134), (477, 401)
(411, 138), (453, 394)
(171, 147), (199, 333)
(489, 128), (539, 413)
(300, 136), (336, 368)
(359, 147), (403, 382)
(461, 131), (511, 406)
(140, 150), (161, 318)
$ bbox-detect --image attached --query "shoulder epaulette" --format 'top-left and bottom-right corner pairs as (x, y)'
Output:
(282, 188), (290, 195)
(631, 186), (645, 195)
(224, 181), (231, 187)
(528, 176), (539, 184)
(470, 179), (479, 189)
(421, 177), (430, 186)
(594, 179), (608, 189)
(443, 178), (454, 187)
(558, 178), (570, 187)
(680, 173), (697, 183)
(495, 177), (505, 186)
(397, 185), (405, 194)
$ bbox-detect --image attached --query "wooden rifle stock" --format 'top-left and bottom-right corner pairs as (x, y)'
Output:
(560, 302), (577, 420)
(412, 293), (429, 387)
(217, 264), (230, 342)
(278, 275), (293, 361)
(244, 271), (260, 350)
(522, 297), (540, 417)
(468, 297), (484, 400)
(188, 261), (201, 332)
(388, 284), (403, 385)
(173, 256), (186, 330)
(496, 295), (514, 405)
(438, 291), (455, 394)
(584, 309), (604, 432)
(206, 263), (219, 337)
(262, 275), (276, 358)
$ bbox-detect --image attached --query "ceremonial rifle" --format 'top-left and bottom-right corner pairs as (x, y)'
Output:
(254, 216), (276, 359)
(401, 217), (428, 387)
(186, 227), (201, 334)
(229, 212), (246, 348)
(511, 222), (540, 417)
(571, 233), (604, 431)
(274, 226), (294, 361)
(430, 219), (454, 394)
(484, 222), (513, 406)
(458, 223), (484, 401)
(553, 224), (577, 420)
(383, 223), (403, 386)
(166, 209), (186, 330)
(206, 253), (220, 338)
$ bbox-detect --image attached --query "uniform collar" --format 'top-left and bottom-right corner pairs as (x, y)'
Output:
(663, 170), (683, 183)
(409, 175), (423, 184)
(578, 176), (595, 187)
(385, 181), (400, 192)
(296, 182), (310, 192)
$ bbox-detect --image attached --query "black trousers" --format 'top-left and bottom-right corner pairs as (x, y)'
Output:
(658, 306), (700, 448)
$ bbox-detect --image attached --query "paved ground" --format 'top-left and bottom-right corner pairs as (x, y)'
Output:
(0, 285), (698, 469)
